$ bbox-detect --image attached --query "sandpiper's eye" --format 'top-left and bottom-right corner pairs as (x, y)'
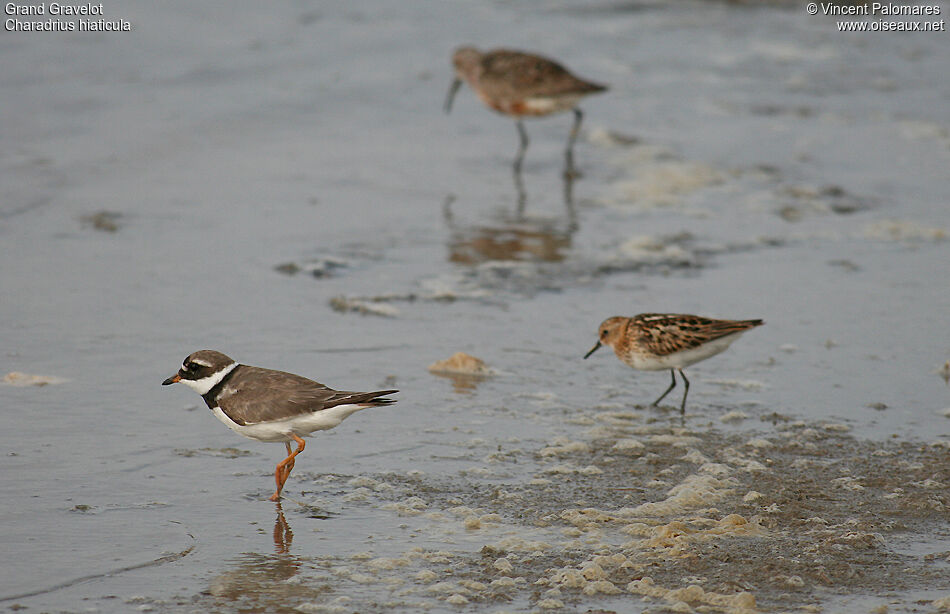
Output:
(183, 362), (194, 371)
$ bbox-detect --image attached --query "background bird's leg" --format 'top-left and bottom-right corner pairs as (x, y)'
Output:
(652, 369), (677, 407)
(270, 434), (306, 501)
(563, 108), (583, 178)
(513, 166), (527, 217)
(513, 120), (529, 174)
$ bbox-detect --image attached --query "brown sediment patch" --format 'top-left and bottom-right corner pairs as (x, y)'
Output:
(396, 424), (946, 610)
(428, 352), (495, 377)
(328, 296), (400, 317)
(174, 447), (257, 458)
(185, 421), (950, 613)
(3, 372), (68, 386)
(428, 352), (497, 393)
(80, 210), (122, 232)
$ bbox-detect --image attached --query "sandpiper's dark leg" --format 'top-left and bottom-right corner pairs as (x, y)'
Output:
(652, 369), (677, 407)
(564, 108), (583, 177)
(513, 120), (529, 174)
(678, 369), (690, 415)
(270, 434), (306, 501)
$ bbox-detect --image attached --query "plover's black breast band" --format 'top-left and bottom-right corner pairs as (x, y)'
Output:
(201, 365), (240, 419)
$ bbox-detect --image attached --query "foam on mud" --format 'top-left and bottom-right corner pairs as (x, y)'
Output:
(862, 220), (946, 242)
(599, 143), (725, 210)
(617, 235), (695, 265)
(627, 577), (757, 613)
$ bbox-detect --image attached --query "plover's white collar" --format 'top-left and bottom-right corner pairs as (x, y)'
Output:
(180, 362), (237, 395)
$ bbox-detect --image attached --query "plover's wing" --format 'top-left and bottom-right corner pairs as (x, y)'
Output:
(632, 314), (762, 357)
(217, 366), (396, 426)
(288, 386), (399, 411)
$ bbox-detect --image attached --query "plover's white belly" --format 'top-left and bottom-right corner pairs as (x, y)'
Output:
(623, 332), (746, 371)
(210, 404), (368, 443)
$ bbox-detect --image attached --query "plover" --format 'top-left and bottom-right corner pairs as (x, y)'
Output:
(584, 314), (763, 414)
(444, 46), (607, 174)
(163, 350), (397, 501)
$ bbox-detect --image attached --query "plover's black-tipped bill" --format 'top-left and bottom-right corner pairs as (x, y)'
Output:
(584, 342), (602, 359)
(444, 78), (462, 114)
(162, 373), (181, 386)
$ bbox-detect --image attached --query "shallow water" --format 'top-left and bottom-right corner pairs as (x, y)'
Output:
(2, 1), (949, 612)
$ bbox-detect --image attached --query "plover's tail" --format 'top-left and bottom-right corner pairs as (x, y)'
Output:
(352, 390), (398, 407)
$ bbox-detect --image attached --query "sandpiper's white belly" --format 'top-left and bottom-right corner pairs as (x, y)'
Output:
(523, 95), (583, 115)
(622, 332), (747, 371)
(210, 404), (368, 443)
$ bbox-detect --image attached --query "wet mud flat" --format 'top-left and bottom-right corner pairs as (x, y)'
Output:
(2, 0), (948, 611)
(175, 414), (950, 613)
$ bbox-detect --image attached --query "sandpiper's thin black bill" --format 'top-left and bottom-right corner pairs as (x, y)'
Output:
(444, 78), (461, 113)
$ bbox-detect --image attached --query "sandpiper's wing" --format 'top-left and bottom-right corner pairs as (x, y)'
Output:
(479, 50), (607, 99)
(631, 314), (763, 357)
(216, 366), (397, 426)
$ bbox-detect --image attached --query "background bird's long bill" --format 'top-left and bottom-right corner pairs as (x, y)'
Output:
(584, 342), (602, 359)
(444, 78), (461, 113)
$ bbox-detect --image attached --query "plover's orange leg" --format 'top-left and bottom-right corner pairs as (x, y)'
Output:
(269, 434), (306, 501)
(513, 120), (529, 174)
(278, 442), (295, 484)
(652, 369), (678, 408)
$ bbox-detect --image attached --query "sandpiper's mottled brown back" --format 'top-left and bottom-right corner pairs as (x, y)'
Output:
(588, 314), (763, 413)
(621, 314), (763, 358)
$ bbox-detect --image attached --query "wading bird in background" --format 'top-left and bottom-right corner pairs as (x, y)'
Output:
(445, 46), (607, 176)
